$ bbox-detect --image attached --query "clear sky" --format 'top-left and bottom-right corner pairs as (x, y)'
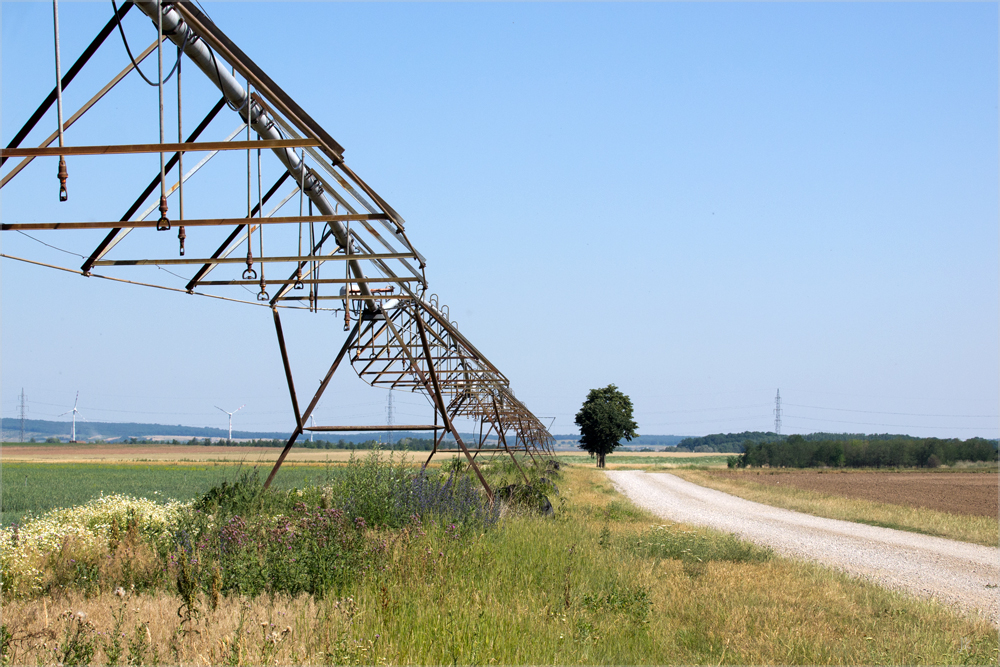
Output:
(2, 1), (997, 439)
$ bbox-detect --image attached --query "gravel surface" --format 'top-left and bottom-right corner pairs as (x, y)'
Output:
(607, 470), (1000, 625)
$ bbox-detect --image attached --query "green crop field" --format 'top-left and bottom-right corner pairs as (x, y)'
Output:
(0, 462), (342, 526)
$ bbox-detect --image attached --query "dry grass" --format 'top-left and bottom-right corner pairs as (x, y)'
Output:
(670, 468), (999, 547)
(0, 444), (432, 465)
(2, 465), (997, 665)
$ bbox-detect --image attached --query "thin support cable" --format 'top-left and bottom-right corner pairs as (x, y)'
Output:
(16, 230), (85, 259)
(0, 253), (337, 311)
(52, 0), (67, 201)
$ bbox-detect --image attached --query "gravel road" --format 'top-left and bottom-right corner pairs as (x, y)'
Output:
(606, 470), (1000, 625)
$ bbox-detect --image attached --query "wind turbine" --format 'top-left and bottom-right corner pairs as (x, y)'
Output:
(215, 405), (245, 441)
(59, 392), (85, 442)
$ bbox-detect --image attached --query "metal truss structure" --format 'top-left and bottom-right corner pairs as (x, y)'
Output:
(1, 0), (553, 499)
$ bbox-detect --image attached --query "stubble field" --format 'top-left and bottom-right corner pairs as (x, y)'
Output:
(707, 469), (998, 517)
(0, 443), (726, 466)
(671, 467), (999, 547)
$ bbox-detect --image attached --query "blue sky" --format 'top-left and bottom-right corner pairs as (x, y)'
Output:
(2, 2), (997, 439)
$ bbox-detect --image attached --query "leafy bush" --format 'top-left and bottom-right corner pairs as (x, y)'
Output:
(171, 450), (497, 599)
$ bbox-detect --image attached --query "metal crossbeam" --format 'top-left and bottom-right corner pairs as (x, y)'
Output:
(0, 138), (319, 158)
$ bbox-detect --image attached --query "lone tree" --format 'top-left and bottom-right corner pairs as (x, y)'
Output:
(575, 384), (638, 468)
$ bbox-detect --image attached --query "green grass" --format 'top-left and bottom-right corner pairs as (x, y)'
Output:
(0, 462), (342, 526)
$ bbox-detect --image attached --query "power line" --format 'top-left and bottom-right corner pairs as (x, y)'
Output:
(647, 414), (771, 427)
(643, 403), (772, 415)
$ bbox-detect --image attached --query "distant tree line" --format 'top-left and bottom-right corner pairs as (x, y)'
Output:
(674, 431), (948, 454)
(674, 431), (783, 453)
(731, 435), (998, 469)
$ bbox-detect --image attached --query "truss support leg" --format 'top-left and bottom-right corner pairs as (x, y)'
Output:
(264, 319), (362, 489)
(412, 313), (493, 502)
(421, 406), (439, 471)
(381, 306), (492, 501)
(493, 398), (530, 483)
(272, 307), (301, 427)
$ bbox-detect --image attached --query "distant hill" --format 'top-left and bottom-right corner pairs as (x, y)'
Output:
(3, 419), (694, 450)
(1, 418), (464, 445)
(2, 418), (283, 442)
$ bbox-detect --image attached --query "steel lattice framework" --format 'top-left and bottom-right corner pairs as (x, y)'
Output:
(1, 0), (553, 498)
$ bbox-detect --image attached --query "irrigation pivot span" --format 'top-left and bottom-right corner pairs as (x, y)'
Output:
(1, 1), (553, 498)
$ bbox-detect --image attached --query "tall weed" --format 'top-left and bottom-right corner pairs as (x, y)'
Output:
(631, 524), (773, 564)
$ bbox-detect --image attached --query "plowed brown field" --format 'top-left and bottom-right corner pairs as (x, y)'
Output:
(709, 470), (998, 517)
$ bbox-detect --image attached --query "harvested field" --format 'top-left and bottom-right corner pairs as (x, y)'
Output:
(0, 443), (724, 465)
(709, 470), (997, 517)
(0, 444), (428, 464)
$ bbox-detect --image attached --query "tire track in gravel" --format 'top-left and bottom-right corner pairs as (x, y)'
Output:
(606, 470), (1000, 625)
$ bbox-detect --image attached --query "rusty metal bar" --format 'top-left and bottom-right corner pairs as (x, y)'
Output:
(433, 448), (515, 454)
(5, 215), (394, 232)
(421, 399), (441, 471)
(1, 138), (318, 159)
(304, 424), (442, 432)
(272, 308), (302, 429)
(197, 278), (412, 286)
(95, 254), (412, 267)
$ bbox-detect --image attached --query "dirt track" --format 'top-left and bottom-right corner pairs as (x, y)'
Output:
(607, 470), (1000, 625)
(708, 470), (997, 517)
